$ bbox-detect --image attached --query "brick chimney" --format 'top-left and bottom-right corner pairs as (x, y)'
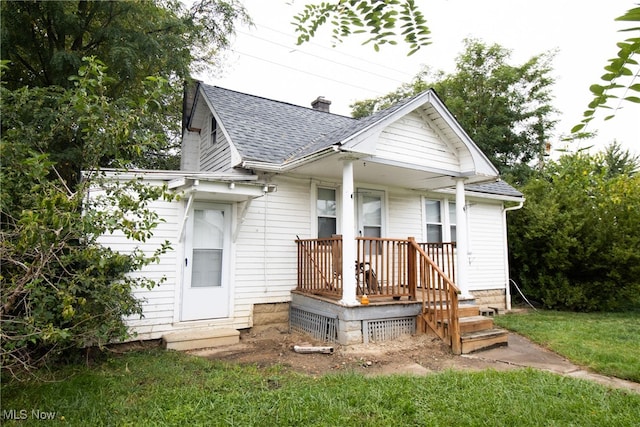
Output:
(311, 96), (331, 113)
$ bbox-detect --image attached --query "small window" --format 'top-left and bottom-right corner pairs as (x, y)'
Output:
(425, 199), (443, 242)
(449, 202), (457, 242)
(317, 188), (336, 238)
(426, 199), (457, 243)
(210, 116), (217, 145)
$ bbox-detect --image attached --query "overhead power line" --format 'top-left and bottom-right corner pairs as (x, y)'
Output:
(232, 49), (389, 95)
(250, 21), (417, 79)
(237, 29), (410, 86)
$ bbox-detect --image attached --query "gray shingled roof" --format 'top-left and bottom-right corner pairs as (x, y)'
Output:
(199, 84), (523, 199)
(466, 180), (523, 198)
(200, 85), (355, 163)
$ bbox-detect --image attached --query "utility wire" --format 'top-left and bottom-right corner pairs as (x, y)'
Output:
(237, 29), (410, 86)
(232, 49), (389, 95)
(245, 22), (417, 80)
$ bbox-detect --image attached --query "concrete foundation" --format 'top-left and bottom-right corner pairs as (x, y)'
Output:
(291, 292), (422, 345)
(471, 289), (506, 311)
(252, 302), (290, 332)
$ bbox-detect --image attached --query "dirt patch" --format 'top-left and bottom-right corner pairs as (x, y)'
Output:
(189, 327), (514, 376)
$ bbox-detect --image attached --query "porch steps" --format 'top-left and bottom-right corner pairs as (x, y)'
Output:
(461, 328), (509, 354)
(457, 306), (508, 353)
(446, 315), (494, 334)
(430, 305), (508, 354)
(162, 328), (240, 351)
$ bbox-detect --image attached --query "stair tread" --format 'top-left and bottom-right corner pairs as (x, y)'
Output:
(441, 315), (491, 325)
(459, 315), (491, 323)
(163, 327), (239, 343)
(461, 328), (509, 340)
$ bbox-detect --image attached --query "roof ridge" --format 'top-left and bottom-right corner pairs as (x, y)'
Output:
(283, 90), (433, 161)
(201, 83), (352, 118)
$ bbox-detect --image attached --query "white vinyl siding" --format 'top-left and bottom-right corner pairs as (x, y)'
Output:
(95, 181), (180, 337)
(200, 114), (233, 172)
(387, 190), (423, 238)
(234, 176), (311, 320)
(377, 111), (461, 172)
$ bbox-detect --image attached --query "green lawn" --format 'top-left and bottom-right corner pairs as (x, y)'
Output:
(2, 348), (639, 426)
(494, 310), (640, 382)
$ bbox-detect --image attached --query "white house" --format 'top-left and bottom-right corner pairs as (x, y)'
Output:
(102, 83), (524, 353)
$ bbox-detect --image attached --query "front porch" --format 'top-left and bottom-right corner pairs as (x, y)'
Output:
(292, 236), (508, 354)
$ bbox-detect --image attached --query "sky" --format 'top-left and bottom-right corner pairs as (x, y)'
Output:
(197, 0), (639, 156)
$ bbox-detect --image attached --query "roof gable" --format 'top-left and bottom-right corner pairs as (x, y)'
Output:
(186, 84), (503, 187)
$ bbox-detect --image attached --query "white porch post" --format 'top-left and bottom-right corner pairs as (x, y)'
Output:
(455, 178), (472, 299)
(340, 158), (359, 306)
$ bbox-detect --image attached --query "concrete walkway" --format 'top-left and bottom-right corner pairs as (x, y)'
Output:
(463, 333), (640, 393)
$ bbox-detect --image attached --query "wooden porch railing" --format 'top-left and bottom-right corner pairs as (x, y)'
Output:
(356, 237), (414, 300)
(418, 242), (456, 284)
(295, 236), (461, 354)
(296, 236), (343, 298)
(409, 238), (461, 355)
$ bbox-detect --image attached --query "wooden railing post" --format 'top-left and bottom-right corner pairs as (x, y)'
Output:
(407, 237), (417, 301)
(449, 291), (461, 355)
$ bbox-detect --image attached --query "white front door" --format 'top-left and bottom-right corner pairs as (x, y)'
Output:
(181, 203), (231, 321)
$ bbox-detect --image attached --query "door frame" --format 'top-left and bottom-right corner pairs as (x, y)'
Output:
(178, 200), (233, 322)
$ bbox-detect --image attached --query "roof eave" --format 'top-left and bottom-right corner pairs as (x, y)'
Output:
(241, 146), (345, 172)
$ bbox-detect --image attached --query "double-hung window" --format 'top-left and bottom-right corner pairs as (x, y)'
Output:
(317, 187), (337, 238)
(425, 199), (456, 242)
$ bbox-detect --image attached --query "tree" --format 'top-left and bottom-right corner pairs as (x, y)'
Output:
(574, 4), (640, 132)
(351, 39), (557, 183)
(0, 59), (177, 378)
(508, 145), (640, 311)
(1, 0), (250, 179)
(293, 0), (431, 55)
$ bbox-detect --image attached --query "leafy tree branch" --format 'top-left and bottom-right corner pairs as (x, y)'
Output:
(292, 0), (431, 55)
(573, 4), (640, 132)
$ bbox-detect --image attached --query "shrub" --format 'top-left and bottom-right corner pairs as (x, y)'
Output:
(1, 59), (173, 378)
(508, 147), (640, 311)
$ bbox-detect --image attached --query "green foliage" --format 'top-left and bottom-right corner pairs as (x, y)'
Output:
(351, 39), (557, 182)
(0, 0), (250, 172)
(508, 145), (640, 311)
(0, 59), (174, 379)
(574, 4), (640, 132)
(0, 0), (248, 92)
(292, 0), (431, 55)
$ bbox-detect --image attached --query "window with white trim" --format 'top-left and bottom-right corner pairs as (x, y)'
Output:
(210, 116), (218, 146)
(425, 198), (456, 242)
(317, 187), (337, 238)
(449, 201), (457, 242)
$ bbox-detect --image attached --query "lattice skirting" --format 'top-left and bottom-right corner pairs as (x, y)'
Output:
(289, 307), (338, 343)
(363, 317), (416, 344)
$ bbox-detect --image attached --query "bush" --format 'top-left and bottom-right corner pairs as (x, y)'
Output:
(0, 59), (173, 378)
(508, 147), (640, 311)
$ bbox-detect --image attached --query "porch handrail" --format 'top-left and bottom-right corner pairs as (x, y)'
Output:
(296, 237), (342, 298)
(409, 237), (462, 355)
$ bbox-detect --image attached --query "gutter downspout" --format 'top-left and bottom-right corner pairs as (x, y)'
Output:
(502, 200), (524, 311)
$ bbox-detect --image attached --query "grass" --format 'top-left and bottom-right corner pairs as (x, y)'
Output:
(2, 348), (640, 426)
(494, 310), (640, 382)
